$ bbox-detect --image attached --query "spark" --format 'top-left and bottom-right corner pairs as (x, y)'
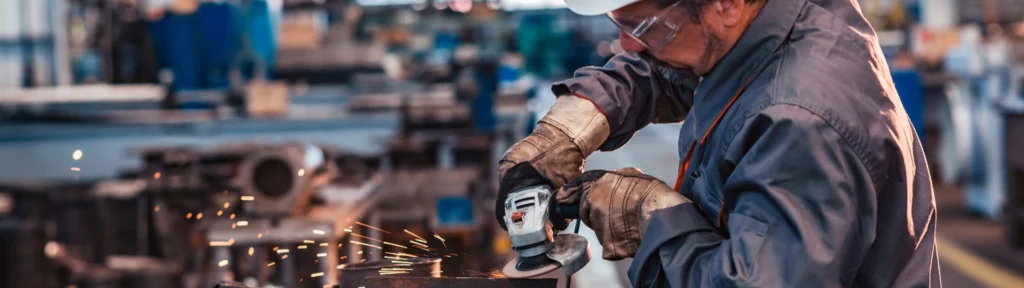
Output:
(248, 247), (254, 256)
(154, 206), (160, 212)
(360, 259), (366, 263)
(404, 229), (425, 241)
(356, 221), (391, 234)
(273, 246), (279, 251)
(384, 256), (403, 261)
(386, 252), (419, 258)
(277, 249), (290, 254)
(241, 196), (255, 201)
(310, 272), (324, 278)
(337, 264), (346, 269)
(304, 240), (315, 244)
(223, 202), (230, 209)
(230, 214), (235, 219)
(339, 256), (348, 261)
(350, 233), (385, 243)
(196, 213), (203, 220)
(210, 241), (233, 247)
(391, 260), (413, 265)
(218, 260), (229, 267)
(298, 169), (305, 176)
(349, 241), (382, 250)
(381, 268), (413, 271)
(298, 245), (307, 249)
(320, 243), (328, 247)
(70, 167), (80, 172)
(153, 172), (160, 179)
(383, 241), (407, 249)
(72, 150), (83, 160)
(237, 221), (249, 226)
(217, 210), (223, 216)
(258, 233), (263, 239)
(313, 230), (325, 235)
(343, 228), (352, 233)
(378, 271), (410, 275)
(410, 241), (429, 248)
(411, 238), (427, 244)
(358, 251), (363, 254)
(414, 246), (430, 252)
(338, 243), (343, 248)
(232, 223), (237, 229)
(282, 254), (289, 259)
(434, 233), (448, 251)
(268, 262), (276, 266)
(186, 213), (192, 219)
(316, 253), (327, 257)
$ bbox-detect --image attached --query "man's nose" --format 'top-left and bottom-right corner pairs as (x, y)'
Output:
(619, 30), (647, 53)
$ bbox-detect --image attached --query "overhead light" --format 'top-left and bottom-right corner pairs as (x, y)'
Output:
(433, 0), (448, 10)
(450, 0), (472, 12)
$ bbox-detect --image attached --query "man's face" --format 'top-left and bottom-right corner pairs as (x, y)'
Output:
(614, 0), (726, 76)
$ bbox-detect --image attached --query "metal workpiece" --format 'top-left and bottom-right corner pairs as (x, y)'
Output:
(364, 277), (558, 288)
(338, 258), (441, 288)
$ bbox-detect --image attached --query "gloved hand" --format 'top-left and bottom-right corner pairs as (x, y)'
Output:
(556, 168), (690, 260)
(496, 95), (610, 230)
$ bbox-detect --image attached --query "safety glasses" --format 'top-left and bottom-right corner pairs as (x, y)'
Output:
(607, 0), (686, 53)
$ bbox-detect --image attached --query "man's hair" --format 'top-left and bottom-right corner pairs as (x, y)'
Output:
(655, 0), (764, 22)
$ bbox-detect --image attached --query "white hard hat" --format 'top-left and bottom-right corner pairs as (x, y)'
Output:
(564, 0), (641, 16)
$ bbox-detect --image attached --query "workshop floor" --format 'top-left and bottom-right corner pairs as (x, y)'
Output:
(570, 121), (1024, 288)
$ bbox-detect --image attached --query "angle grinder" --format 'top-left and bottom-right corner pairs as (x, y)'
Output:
(500, 185), (591, 279)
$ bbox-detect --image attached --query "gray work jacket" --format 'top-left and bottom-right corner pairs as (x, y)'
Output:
(552, 0), (941, 287)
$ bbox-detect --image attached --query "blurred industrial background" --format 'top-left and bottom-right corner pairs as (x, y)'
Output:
(0, 0), (1022, 287)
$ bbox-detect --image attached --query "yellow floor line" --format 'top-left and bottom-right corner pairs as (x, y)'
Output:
(937, 236), (1024, 288)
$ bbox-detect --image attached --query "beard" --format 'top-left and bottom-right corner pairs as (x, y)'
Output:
(639, 23), (725, 91)
(639, 52), (701, 91)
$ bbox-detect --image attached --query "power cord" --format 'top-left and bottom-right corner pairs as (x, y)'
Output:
(565, 219), (582, 288)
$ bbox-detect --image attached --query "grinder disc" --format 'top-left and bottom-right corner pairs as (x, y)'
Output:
(502, 256), (561, 278)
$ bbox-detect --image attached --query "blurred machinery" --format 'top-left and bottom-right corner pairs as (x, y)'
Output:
(0, 141), (387, 288)
(933, 23), (1024, 249)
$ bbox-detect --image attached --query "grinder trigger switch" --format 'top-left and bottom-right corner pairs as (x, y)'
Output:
(511, 211), (524, 223)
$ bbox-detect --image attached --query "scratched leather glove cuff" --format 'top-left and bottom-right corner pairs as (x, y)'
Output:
(558, 168), (690, 260)
(496, 95), (610, 230)
(498, 95), (611, 182)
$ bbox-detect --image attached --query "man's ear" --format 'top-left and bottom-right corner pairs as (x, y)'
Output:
(713, 0), (745, 27)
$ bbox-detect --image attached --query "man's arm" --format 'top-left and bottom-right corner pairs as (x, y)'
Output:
(627, 104), (874, 287)
(552, 52), (695, 151)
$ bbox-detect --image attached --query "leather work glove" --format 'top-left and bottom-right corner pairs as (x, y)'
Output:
(496, 95), (611, 230)
(557, 168), (690, 260)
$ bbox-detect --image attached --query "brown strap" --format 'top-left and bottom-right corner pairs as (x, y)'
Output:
(672, 75), (758, 192)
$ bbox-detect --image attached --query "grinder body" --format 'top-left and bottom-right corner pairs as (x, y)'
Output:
(502, 185), (590, 278)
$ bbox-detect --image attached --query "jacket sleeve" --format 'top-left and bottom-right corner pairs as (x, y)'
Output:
(627, 104), (875, 287)
(552, 52), (695, 151)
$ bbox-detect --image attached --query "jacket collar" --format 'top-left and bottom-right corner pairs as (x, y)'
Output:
(690, 0), (806, 131)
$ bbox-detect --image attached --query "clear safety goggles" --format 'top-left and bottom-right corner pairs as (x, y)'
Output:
(607, 0), (686, 53)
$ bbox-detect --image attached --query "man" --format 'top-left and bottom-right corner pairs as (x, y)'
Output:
(496, 0), (941, 287)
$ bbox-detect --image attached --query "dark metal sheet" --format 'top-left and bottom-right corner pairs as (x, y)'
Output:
(364, 277), (558, 288)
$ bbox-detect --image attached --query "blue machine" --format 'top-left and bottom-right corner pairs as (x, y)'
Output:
(891, 69), (925, 138)
(149, 1), (278, 91)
